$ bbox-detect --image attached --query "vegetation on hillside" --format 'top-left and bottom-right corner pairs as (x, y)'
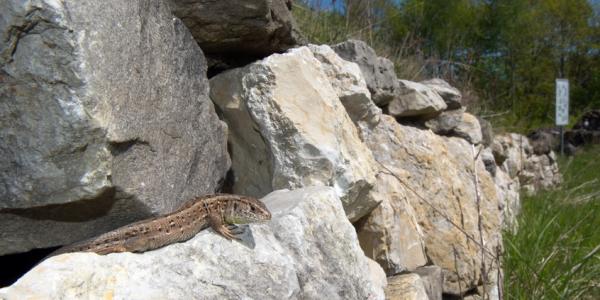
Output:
(293, 0), (600, 132)
(503, 146), (600, 299)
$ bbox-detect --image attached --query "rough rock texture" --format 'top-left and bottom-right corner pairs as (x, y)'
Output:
(169, 0), (302, 56)
(355, 172), (428, 275)
(0, 0), (229, 255)
(452, 113), (483, 144)
(308, 44), (381, 130)
(425, 108), (464, 134)
(420, 78), (462, 109)
(521, 151), (561, 194)
(367, 257), (389, 292)
(494, 168), (521, 231)
(494, 134), (531, 179)
(414, 266), (443, 300)
(210, 47), (378, 221)
(528, 128), (559, 155)
(0, 187), (385, 300)
(385, 273), (429, 300)
(364, 115), (502, 295)
(494, 134), (561, 194)
(478, 117), (494, 147)
(332, 40), (399, 106)
(481, 148), (497, 177)
(388, 80), (447, 117)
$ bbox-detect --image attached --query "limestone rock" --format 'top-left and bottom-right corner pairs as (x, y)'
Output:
(528, 128), (559, 155)
(481, 147), (497, 177)
(478, 117), (495, 147)
(414, 266), (443, 300)
(385, 273), (429, 300)
(332, 40), (400, 106)
(494, 168), (521, 231)
(169, 0), (302, 56)
(494, 134), (561, 194)
(452, 113), (483, 144)
(364, 115), (502, 295)
(210, 47), (379, 221)
(367, 258), (389, 292)
(388, 80), (447, 118)
(308, 44), (381, 129)
(420, 78), (462, 109)
(424, 108), (464, 134)
(355, 172), (428, 275)
(0, 0), (229, 255)
(0, 187), (384, 300)
(494, 134), (532, 179)
(522, 151), (561, 194)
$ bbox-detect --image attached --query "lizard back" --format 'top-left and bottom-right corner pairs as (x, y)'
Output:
(50, 194), (249, 255)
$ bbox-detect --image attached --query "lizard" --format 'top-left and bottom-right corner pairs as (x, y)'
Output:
(49, 194), (271, 256)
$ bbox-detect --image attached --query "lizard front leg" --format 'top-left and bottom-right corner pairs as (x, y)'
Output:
(208, 211), (239, 240)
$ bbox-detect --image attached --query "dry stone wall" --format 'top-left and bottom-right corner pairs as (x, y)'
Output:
(1, 2), (564, 299)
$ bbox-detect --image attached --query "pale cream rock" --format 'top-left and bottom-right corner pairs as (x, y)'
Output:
(356, 172), (428, 275)
(210, 46), (379, 221)
(385, 273), (429, 300)
(0, 187), (384, 300)
(364, 115), (502, 295)
(453, 112), (483, 144)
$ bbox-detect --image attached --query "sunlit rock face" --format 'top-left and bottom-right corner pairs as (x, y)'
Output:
(363, 115), (502, 295)
(0, 187), (385, 300)
(210, 46), (379, 221)
(387, 80), (447, 118)
(494, 133), (561, 194)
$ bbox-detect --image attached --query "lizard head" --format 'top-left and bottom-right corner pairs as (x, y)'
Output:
(223, 195), (272, 224)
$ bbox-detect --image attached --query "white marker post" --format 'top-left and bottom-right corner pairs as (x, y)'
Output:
(555, 79), (569, 155)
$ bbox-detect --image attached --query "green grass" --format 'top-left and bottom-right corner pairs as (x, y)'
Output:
(503, 146), (600, 299)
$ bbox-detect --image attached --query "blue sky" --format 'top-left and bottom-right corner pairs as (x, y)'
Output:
(304, 0), (600, 13)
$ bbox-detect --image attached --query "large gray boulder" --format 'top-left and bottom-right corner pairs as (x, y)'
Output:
(420, 78), (462, 109)
(424, 108), (464, 134)
(169, 0), (302, 56)
(0, 187), (385, 300)
(0, 0), (229, 255)
(210, 46), (379, 221)
(332, 40), (399, 106)
(388, 80), (447, 118)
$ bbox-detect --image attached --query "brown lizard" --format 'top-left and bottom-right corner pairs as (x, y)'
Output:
(50, 194), (271, 256)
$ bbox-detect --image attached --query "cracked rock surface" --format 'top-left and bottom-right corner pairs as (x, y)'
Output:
(0, 0), (229, 255)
